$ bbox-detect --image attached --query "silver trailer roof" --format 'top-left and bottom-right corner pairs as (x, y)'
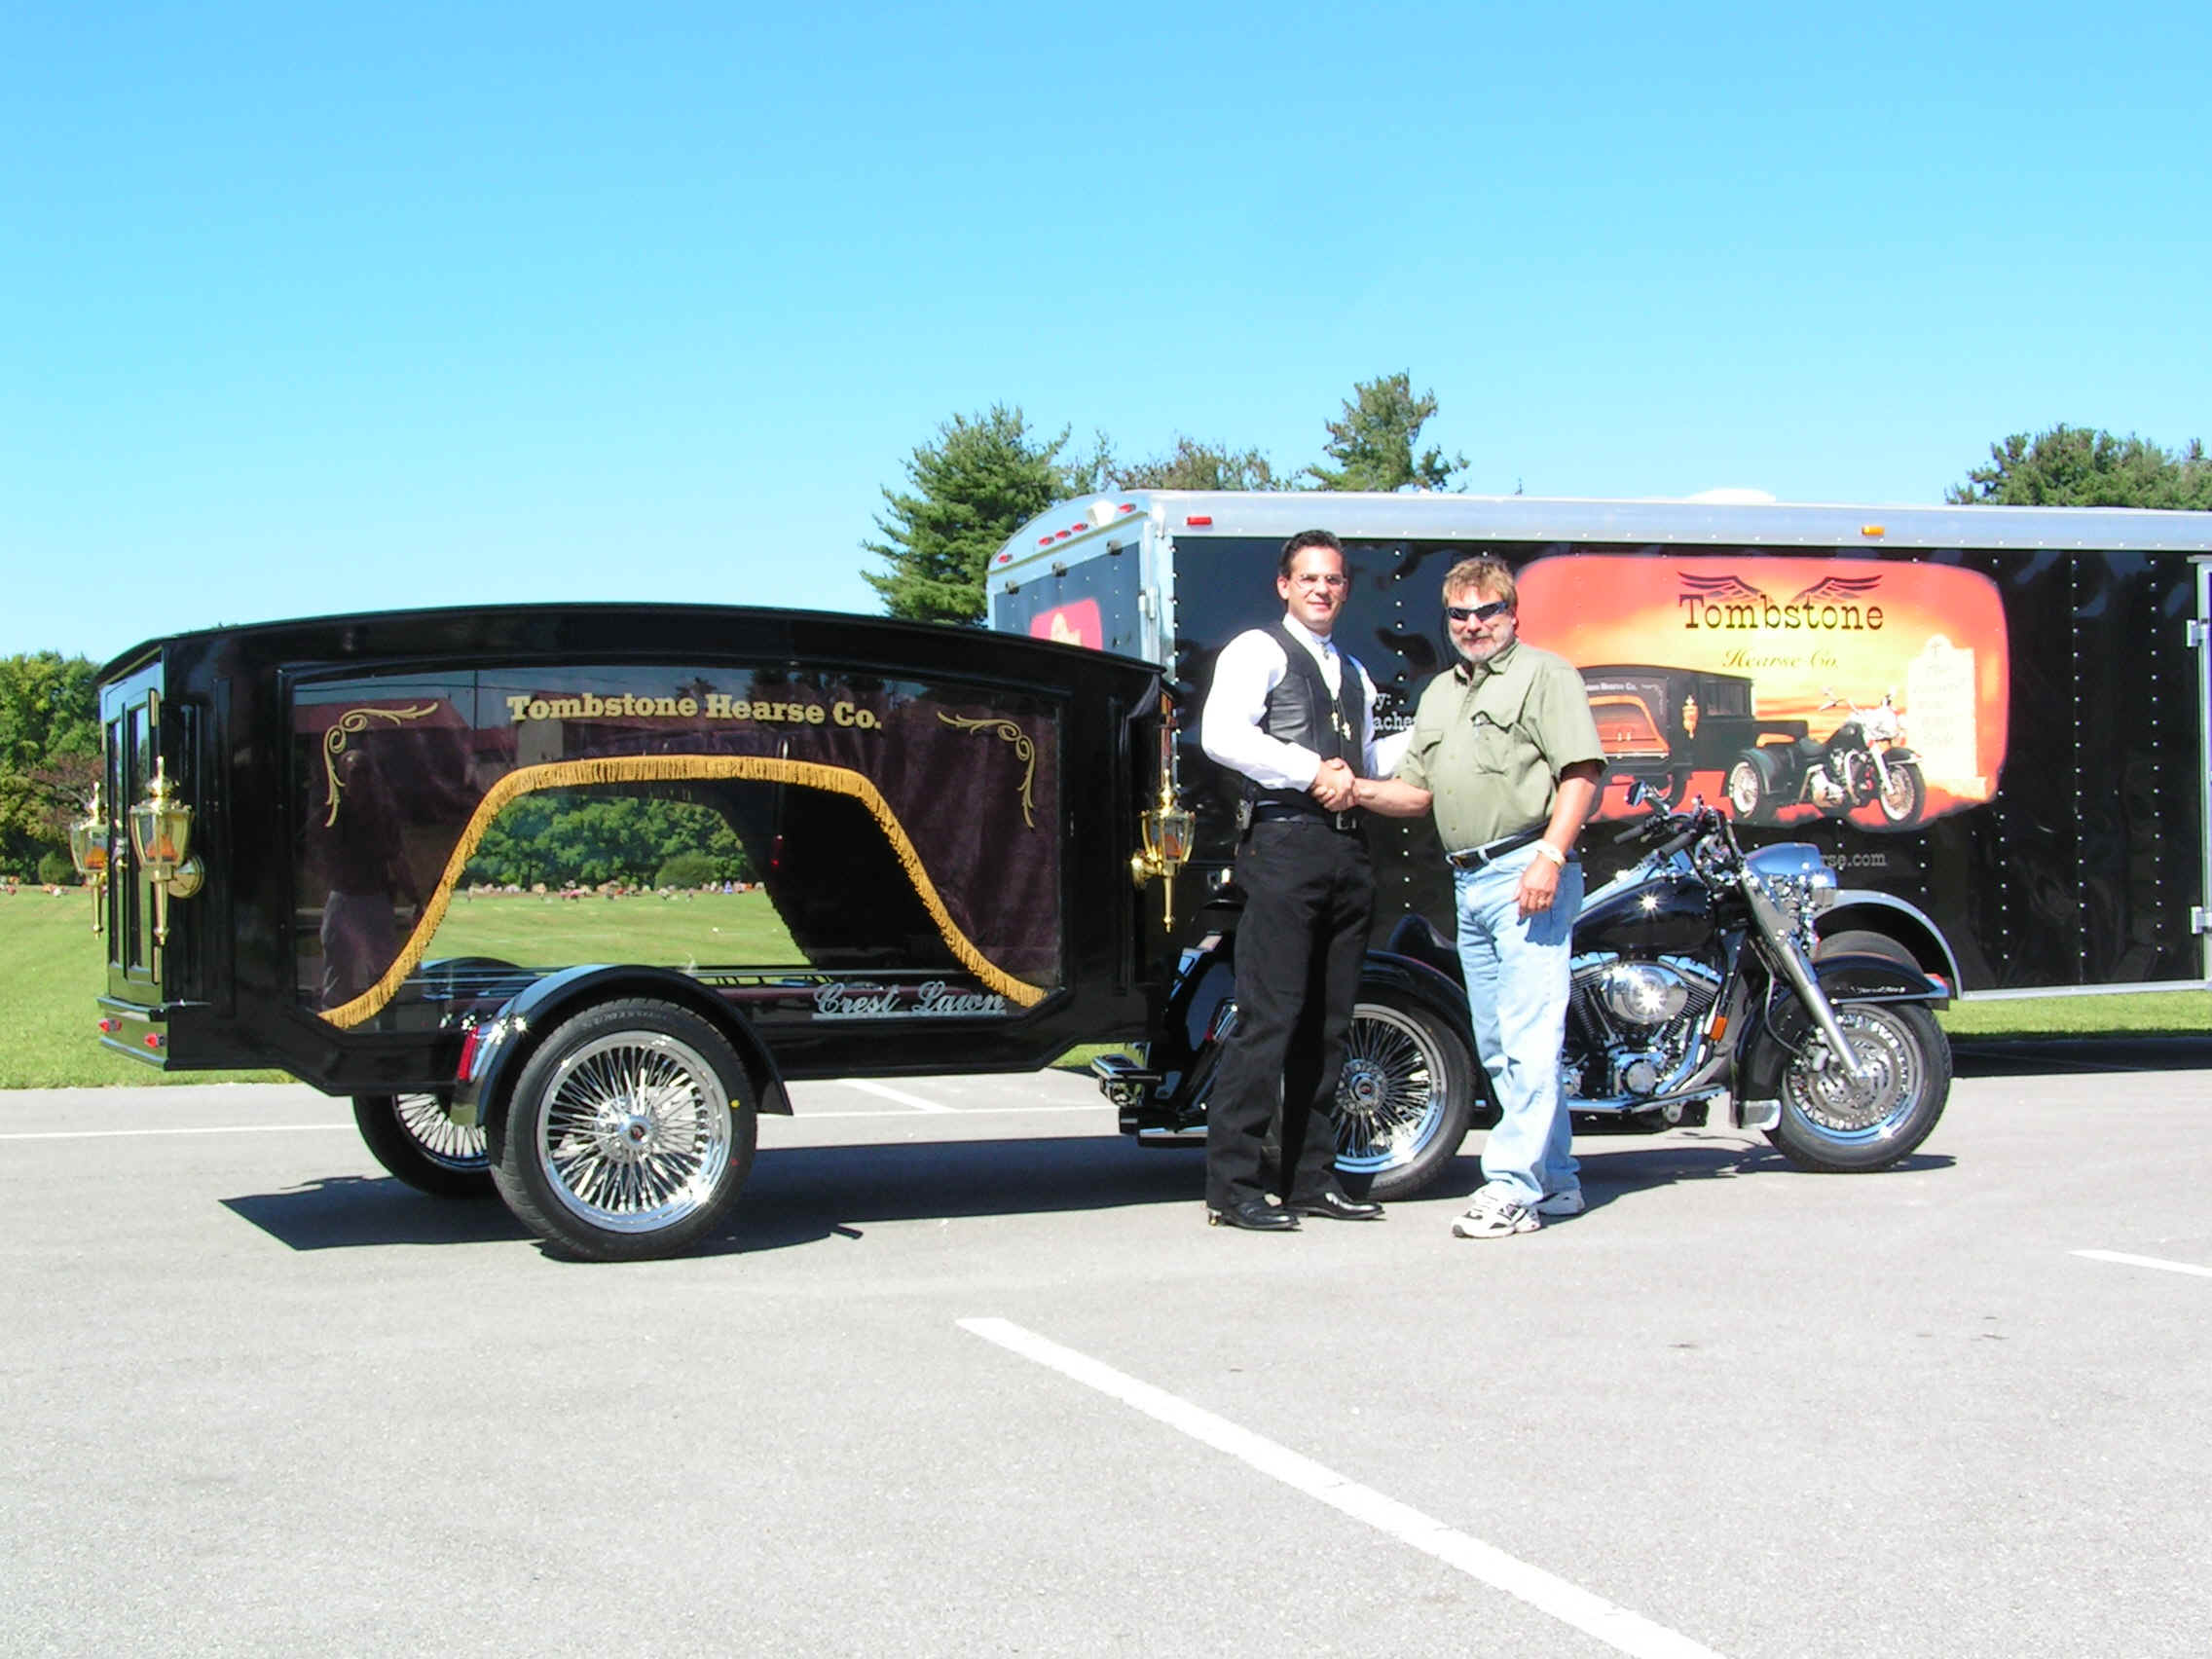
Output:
(997, 490), (2212, 575)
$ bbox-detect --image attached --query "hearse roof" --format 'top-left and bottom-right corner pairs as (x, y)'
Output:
(98, 600), (1156, 685)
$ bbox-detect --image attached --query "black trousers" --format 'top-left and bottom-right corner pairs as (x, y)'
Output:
(1205, 819), (1376, 1208)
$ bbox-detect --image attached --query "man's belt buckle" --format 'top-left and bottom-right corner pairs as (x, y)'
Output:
(1332, 809), (1355, 831)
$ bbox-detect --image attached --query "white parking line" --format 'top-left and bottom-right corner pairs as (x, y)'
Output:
(833, 1079), (957, 1113)
(0, 1124), (349, 1141)
(958, 1316), (1724, 1659)
(786, 1103), (1105, 1121)
(2072, 1249), (2212, 1279)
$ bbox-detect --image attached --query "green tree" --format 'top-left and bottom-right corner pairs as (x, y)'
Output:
(864, 405), (1074, 623)
(1089, 434), (1283, 492)
(1308, 370), (1466, 493)
(1948, 424), (2212, 508)
(461, 792), (748, 889)
(0, 652), (100, 877)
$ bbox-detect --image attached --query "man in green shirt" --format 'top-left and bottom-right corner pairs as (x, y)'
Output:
(1356, 556), (1604, 1237)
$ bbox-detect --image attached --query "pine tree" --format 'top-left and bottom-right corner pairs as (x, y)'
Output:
(863, 406), (1074, 623)
(1309, 371), (1465, 493)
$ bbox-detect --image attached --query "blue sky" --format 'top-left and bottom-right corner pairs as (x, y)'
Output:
(7, 1), (2206, 662)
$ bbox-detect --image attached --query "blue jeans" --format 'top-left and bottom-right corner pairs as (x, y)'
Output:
(1454, 847), (1582, 1204)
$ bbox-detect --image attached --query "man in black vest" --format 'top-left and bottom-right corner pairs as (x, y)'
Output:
(1197, 530), (1386, 1231)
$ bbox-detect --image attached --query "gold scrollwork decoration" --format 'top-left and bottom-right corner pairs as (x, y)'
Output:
(937, 714), (1037, 828)
(322, 704), (443, 826)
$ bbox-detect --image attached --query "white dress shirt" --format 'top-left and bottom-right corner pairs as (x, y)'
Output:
(1200, 615), (1399, 789)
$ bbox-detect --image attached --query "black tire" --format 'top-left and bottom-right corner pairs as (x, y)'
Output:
(352, 1092), (494, 1198)
(1765, 1001), (1950, 1172)
(1726, 750), (1779, 824)
(1816, 928), (1921, 972)
(1332, 985), (1477, 1200)
(1876, 759), (1928, 828)
(490, 998), (757, 1261)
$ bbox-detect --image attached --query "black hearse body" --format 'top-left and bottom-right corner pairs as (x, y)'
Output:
(92, 604), (1169, 1257)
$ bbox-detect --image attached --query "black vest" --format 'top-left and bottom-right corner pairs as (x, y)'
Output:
(1249, 622), (1366, 816)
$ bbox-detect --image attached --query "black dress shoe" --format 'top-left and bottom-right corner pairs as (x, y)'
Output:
(1287, 1188), (1384, 1222)
(1207, 1196), (1301, 1232)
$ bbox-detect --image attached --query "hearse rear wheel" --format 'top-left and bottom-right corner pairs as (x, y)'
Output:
(491, 998), (757, 1262)
(1332, 987), (1476, 1201)
(353, 1091), (493, 1198)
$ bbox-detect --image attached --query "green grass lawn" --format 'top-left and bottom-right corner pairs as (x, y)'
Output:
(412, 886), (802, 969)
(3, 882), (2205, 1088)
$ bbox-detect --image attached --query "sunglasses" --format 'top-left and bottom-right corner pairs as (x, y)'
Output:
(1445, 599), (1513, 624)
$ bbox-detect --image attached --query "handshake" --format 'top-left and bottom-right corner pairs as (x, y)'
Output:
(1309, 757), (1361, 813)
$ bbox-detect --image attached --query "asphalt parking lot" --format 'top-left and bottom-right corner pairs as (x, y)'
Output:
(4, 1054), (2209, 1658)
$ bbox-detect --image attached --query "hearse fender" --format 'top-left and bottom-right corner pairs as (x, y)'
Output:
(455, 964), (792, 1131)
(1357, 949), (1469, 1029)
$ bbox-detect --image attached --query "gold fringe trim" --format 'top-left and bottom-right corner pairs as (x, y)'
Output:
(320, 755), (1050, 1028)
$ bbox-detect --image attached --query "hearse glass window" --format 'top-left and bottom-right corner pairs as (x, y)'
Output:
(292, 667), (1063, 1032)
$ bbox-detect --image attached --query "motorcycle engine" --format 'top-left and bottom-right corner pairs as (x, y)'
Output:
(1810, 761), (1851, 811)
(1566, 953), (1724, 1100)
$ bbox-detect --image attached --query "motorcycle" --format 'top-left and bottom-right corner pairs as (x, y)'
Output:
(1725, 689), (1928, 829)
(1095, 789), (1955, 1198)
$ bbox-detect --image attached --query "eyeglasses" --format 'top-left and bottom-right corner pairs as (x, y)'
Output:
(1290, 572), (1348, 590)
(1446, 599), (1513, 624)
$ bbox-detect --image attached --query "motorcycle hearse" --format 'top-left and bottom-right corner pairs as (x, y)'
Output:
(82, 603), (1188, 1261)
(85, 585), (1960, 1263)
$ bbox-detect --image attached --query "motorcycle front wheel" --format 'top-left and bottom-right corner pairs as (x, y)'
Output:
(1767, 1002), (1950, 1172)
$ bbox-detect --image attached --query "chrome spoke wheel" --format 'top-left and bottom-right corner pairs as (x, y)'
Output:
(537, 1032), (734, 1235)
(1726, 760), (1762, 818)
(1335, 1001), (1450, 1175)
(394, 1090), (488, 1171)
(1783, 1005), (1925, 1144)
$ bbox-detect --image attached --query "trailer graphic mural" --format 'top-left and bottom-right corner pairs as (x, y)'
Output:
(1516, 555), (2009, 830)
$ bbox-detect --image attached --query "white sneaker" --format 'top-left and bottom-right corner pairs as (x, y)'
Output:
(1451, 1187), (1540, 1238)
(1535, 1187), (1586, 1217)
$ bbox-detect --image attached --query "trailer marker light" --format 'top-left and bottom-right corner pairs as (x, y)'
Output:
(97, 1017), (122, 1034)
(1186, 515), (1213, 527)
(143, 1032), (165, 1051)
(1861, 525), (1886, 537)
(1038, 536), (1053, 546)
(1119, 503), (1136, 513)
(995, 552), (1013, 564)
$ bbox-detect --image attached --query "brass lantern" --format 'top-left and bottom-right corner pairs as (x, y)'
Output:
(1130, 689), (1198, 930)
(66, 786), (109, 934)
(128, 756), (203, 951)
